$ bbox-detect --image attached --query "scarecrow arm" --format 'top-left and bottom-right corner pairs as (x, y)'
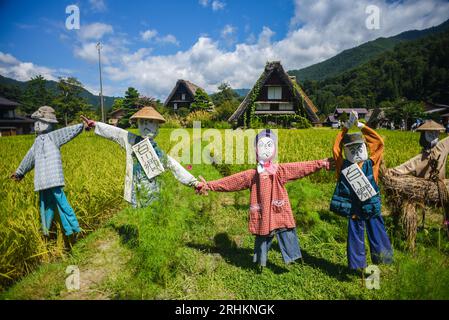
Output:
(49, 123), (84, 147)
(166, 155), (198, 186)
(279, 159), (330, 184)
(361, 124), (384, 182)
(94, 121), (136, 149)
(390, 155), (421, 176)
(333, 127), (348, 179)
(15, 146), (35, 177)
(207, 169), (254, 192)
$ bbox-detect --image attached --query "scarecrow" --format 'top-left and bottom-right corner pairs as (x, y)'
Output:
(196, 129), (332, 268)
(330, 111), (393, 272)
(384, 120), (449, 248)
(11, 106), (85, 237)
(81, 106), (198, 208)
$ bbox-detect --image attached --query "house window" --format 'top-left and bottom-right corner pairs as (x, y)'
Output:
(181, 93), (186, 101)
(279, 103), (293, 111)
(174, 103), (178, 110)
(268, 86), (282, 100)
(255, 103), (270, 111)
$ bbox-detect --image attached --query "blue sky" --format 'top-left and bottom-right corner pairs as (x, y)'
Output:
(1, 0), (449, 99)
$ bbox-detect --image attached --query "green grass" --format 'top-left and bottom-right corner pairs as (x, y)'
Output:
(1, 127), (449, 299)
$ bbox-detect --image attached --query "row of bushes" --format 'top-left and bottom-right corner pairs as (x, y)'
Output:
(160, 111), (313, 129)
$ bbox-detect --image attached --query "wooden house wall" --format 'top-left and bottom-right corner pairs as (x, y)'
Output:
(255, 72), (294, 102)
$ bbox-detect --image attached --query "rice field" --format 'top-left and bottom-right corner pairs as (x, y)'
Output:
(1, 127), (448, 298)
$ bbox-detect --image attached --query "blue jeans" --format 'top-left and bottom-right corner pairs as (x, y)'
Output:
(39, 187), (80, 236)
(347, 215), (393, 269)
(253, 228), (302, 266)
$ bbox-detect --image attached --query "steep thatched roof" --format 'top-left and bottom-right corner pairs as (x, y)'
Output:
(0, 96), (20, 109)
(228, 61), (320, 124)
(163, 79), (202, 106)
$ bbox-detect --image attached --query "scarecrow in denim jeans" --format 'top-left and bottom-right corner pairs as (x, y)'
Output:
(196, 129), (333, 269)
(330, 111), (393, 273)
(11, 106), (85, 237)
(81, 106), (199, 208)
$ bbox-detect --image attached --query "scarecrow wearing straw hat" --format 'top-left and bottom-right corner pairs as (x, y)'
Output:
(387, 119), (449, 241)
(11, 106), (85, 237)
(330, 111), (393, 272)
(390, 120), (449, 180)
(196, 129), (333, 269)
(81, 106), (199, 208)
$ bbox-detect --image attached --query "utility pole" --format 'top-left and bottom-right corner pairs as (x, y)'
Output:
(96, 42), (105, 122)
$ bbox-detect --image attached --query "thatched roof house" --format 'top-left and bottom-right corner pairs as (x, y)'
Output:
(164, 79), (212, 112)
(228, 61), (320, 127)
(0, 96), (34, 136)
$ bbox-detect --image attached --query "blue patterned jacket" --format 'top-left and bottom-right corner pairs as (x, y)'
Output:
(15, 124), (84, 191)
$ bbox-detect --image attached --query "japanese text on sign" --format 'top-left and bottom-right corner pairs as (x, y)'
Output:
(132, 138), (165, 180)
(341, 163), (377, 201)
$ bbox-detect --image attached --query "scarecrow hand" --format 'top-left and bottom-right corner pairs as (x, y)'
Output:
(10, 172), (23, 182)
(326, 157), (336, 171)
(80, 115), (96, 130)
(344, 110), (359, 129)
(195, 176), (209, 195)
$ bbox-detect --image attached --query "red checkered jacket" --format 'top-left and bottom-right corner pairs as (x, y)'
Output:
(207, 159), (331, 235)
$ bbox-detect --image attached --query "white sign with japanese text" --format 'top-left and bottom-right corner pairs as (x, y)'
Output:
(132, 138), (165, 180)
(341, 163), (377, 202)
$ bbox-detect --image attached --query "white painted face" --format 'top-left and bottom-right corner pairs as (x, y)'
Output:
(256, 137), (276, 162)
(344, 143), (368, 163)
(424, 131), (439, 144)
(138, 119), (159, 138)
(34, 120), (52, 133)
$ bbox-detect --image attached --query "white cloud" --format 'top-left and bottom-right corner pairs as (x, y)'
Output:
(78, 22), (113, 40)
(221, 24), (237, 47)
(0, 52), (20, 65)
(101, 0), (449, 99)
(211, 0), (225, 11)
(141, 29), (158, 41)
(6, 0), (449, 99)
(139, 29), (179, 46)
(89, 0), (107, 12)
(0, 51), (59, 81)
(199, 0), (225, 11)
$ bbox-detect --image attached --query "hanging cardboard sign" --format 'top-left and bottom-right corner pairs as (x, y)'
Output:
(132, 138), (165, 180)
(341, 163), (377, 202)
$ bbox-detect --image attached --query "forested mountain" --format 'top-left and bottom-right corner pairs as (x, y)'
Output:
(0, 75), (117, 111)
(289, 19), (449, 82)
(301, 29), (449, 116)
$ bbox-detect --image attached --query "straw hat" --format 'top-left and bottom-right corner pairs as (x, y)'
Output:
(31, 106), (58, 123)
(129, 106), (166, 123)
(416, 120), (445, 132)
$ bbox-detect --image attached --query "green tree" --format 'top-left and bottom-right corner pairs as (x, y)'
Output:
(52, 77), (92, 125)
(21, 75), (53, 114)
(214, 99), (239, 121)
(190, 88), (213, 111)
(211, 82), (239, 106)
(111, 98), (124, 111)
(118, 87), (140, 128)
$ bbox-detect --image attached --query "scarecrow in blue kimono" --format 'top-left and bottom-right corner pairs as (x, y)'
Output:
(81, 106), (198, 208)
(330, 111), (393, 277)
(11, 106), (85, 237)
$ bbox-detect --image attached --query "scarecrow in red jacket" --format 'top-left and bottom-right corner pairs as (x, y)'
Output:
(197, 129), (332, 268)
(330, 111), (393, 271)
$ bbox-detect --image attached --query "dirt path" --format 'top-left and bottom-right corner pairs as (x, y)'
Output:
(60, 229), (132, 300)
